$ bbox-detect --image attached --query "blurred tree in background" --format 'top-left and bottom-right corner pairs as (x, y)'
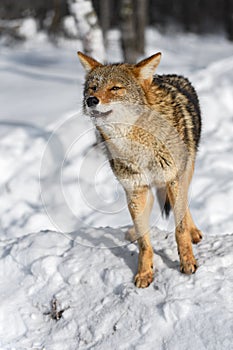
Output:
(0, 0), (232, 60)
(119, 0), (147, 63)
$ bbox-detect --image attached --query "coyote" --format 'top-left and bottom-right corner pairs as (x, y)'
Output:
(78, 51), (202, 288)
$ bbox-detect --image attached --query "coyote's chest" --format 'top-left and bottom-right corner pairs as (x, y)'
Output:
(97, 122), (185, 187)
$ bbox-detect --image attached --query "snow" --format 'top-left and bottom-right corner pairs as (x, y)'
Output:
(63, 16), (79, 38)
(0, 29), (233, 349)
(18, 18), (38, 40)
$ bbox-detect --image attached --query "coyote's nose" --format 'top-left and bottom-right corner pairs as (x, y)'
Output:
(86, 96), (99, 107)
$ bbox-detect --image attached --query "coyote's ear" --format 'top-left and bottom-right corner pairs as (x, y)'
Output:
(77, 51), (103, 72)
(134, 52), (161, 87)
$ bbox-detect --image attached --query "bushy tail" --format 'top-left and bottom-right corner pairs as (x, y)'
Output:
(156, 187), (171, 218)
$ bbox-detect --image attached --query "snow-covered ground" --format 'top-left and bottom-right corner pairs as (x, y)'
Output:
(0, 29), (233, 349)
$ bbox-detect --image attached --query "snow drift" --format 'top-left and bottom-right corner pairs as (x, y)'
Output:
(0, 30), (233, 349)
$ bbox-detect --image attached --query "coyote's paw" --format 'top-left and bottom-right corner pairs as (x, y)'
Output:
(134, 270), (154, 288)
(180, 256), (198, 274)
(191, 228), (203, 244)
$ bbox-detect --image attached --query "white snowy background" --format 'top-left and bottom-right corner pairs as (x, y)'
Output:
(0, 28), (233, 349)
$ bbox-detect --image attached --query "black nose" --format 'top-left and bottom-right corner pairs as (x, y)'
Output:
(86, 96), (99, 107)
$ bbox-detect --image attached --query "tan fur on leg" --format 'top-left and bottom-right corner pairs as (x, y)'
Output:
(186, 159), (203, 244)
(135, 238), (154, 288)
(126, 186), (154, 288)
(167, 161), (200, 274)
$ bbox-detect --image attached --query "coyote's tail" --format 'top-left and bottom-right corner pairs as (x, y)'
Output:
(156, 188), (171, 218)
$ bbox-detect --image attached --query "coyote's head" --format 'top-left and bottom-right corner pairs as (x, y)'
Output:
(78, 52), (161, 123)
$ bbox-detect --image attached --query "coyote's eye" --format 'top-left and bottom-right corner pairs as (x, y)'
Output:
(90, 86), (97, 92)
(110, 86), (122, 91)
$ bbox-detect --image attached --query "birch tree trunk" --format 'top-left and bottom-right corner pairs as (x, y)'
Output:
(68, 0), (105, 62)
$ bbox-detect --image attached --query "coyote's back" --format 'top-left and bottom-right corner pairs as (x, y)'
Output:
(153, 74), (201, 151)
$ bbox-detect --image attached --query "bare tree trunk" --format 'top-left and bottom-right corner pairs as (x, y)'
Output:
(120, 0), (138, 63)
(182, 0), (191, 32)
(225, 0), (233, 41)
(135, 0), (147, 55)
(99, 0), (110, 46)
(49, 0), (62, 37)
(120, 0), (147, 62)
(68, 0), (105, 61)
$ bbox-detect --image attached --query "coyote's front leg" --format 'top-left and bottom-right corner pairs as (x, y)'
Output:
(126, 186), (154, 288)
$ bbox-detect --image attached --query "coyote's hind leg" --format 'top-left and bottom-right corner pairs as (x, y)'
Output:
(167, 161), (202, 274)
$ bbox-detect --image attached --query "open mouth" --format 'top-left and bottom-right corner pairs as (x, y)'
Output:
(90, 109), (112, 118)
